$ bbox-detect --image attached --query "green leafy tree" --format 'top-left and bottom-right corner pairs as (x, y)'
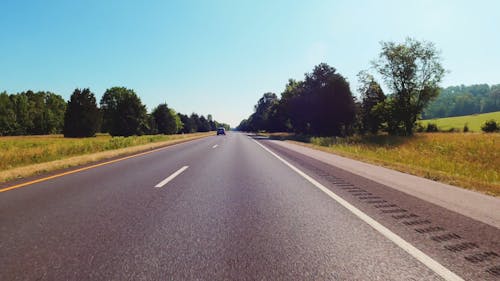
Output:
(491, 85), (500, 109)
(100, 87), (148, 136)
(266, 102), (288, 132)
(189, 113), (201, 132)
(292, 63), (355, 136)
(26, 91), (47, 134)
(11, 93), (32, 135)
(44, 92), (67, 134)
(372, 38), (445, 135)
(207, 114), (217, 131)
(371, 98), (401, 134)
(236, 118), (252, 131)
(0, 92), (17, 135)
(357, 71), (386, 134)
(239, 63), (356, 136)
(63, 88), (100, 137)
(178, 113), (195, 133)
(249, 92), (279, 131)
(198, 115), (211, 132)
(423, 84), (500, 118)
(278, 79), (303, 132)
(152, 103), (182, 134)
(146, 114), (158, 135)
(0, 91), (66, 135)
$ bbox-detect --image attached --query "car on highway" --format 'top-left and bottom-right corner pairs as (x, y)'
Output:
(217, 127), (226, 135)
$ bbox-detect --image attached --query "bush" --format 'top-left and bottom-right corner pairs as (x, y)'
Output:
(426, 123), (439, 132)
(463, 123), (469, 132)
(311, 136), (338, 147)
(481, 119), (499, 133)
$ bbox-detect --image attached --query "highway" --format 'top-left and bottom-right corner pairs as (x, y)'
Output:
(0, 132), (499, 280)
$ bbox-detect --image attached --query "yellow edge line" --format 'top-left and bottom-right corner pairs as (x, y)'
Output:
(0, 137), (204, 193)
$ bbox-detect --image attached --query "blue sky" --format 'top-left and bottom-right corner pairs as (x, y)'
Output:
(1, 0), (499, 126)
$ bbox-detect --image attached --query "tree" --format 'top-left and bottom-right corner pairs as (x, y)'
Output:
(0, 91), (67, 136)
(152, 103), (182, 134)
(178, 113), (194, 133)
(44, 92), (67, 134)
(10, 93), (31, 135)
(189, 113), (201, 132)
(63, 88), (99, 137)
(27, 91), (47, 135)
(372, 38), (445, 135)
(423, 84), (500, 119)
(266, 102), (287, 132)
(146, 114), (158, 135)
(0, 92), (17, 135)
(489, 85), (500, 110)
(207, 114), (217, 131)
(100, 87), (148, 136)
(357, 71), (386, 134)
(198, 115), (211, 132)
(278, 79), (304, 132)
(370, 97), (406, 135)
(250, 92), (279, 131)
(288, 63), (356, 136)
(238, 63), (356, 136)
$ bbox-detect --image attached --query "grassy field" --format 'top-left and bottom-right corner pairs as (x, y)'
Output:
(0, 133), (211, 183)
(420, 111), (500, 132)
(267, 133), (500, 196)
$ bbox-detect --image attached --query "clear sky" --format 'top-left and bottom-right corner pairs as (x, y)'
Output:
(1, 0), (499, 127)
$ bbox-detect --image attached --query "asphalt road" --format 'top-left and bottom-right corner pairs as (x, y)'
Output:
(0, 132), (499, 280)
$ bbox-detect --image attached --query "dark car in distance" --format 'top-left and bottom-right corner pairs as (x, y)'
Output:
(217, 127), (226, 135)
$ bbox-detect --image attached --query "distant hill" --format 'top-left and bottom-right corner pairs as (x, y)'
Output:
(423, 84), (500, 119)
(420, 111), (500, 132)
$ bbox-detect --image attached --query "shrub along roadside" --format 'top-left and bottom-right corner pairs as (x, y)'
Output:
(481, 119), (499, 132)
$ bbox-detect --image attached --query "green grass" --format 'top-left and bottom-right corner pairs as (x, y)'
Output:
(420, 111), (500, 132)
(267, 133), (500, 196)
(0, 133), (209, 171)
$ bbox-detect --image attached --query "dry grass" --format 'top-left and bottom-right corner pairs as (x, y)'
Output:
(276, 133), (499, 196)
(0, 133), (211, 183)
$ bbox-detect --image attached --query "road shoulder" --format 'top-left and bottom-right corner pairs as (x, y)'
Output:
(268, 139), (500, 229)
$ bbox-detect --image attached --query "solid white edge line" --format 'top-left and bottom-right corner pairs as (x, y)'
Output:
(154, 166), (189, 188)
(251, 139), (464, 281)
(212, 144), (218, 148)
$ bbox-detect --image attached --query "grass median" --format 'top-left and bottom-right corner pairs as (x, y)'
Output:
(265, 132), (499, 196)
(0, 132), (212, 183)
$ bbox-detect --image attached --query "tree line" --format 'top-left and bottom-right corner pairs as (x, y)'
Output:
(0, 91), (66, 135)
(238, 38), (446, 136)
(423, 84), (500, 119)
(237, 63), (356, 136)
(0, 87), (229, 137)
